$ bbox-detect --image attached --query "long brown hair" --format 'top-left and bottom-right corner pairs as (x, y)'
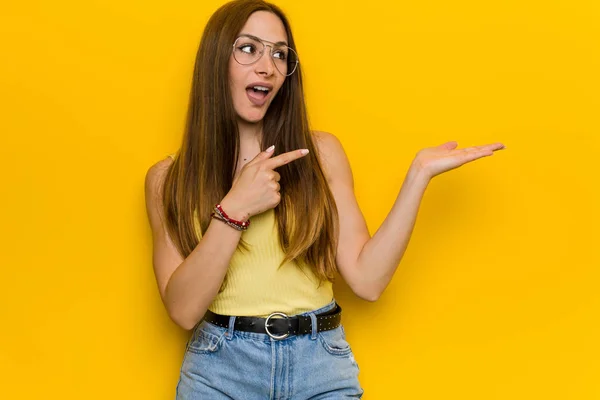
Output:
(162, 0), (338, 288)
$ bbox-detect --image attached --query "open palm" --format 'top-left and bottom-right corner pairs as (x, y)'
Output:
(414, 141), (505, 179)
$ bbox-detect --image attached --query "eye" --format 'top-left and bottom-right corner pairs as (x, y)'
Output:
(238, 44), (256, 54)
(272, 50), (287, 60)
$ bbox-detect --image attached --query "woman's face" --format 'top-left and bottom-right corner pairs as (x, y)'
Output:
(229, 11), (288, 124)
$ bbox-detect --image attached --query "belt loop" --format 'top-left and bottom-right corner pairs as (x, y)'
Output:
(226, 316), (236, 340)
(309, 312), (318, 340)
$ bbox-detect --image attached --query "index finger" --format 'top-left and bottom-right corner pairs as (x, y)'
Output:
(264, 149), (309, 169)
(472, 143), (505, 152)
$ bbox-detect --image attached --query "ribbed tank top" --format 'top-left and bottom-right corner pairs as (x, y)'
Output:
(167, 153), (333, 317)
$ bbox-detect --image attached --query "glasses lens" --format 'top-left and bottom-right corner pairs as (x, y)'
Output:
(272, 45), (298, 76)
(233, 36), (264, 65)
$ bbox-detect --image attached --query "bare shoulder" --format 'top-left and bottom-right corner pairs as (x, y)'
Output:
(311, 130), (352, 184)
(145, 156), (174, 197)
(312, 130), (343, 156)
(145, 155), (175, 227)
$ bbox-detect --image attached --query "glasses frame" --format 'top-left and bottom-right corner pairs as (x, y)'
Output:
(232, 34), (299, 77)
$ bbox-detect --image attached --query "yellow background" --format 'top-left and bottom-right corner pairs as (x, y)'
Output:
(1, 0), (598, 398)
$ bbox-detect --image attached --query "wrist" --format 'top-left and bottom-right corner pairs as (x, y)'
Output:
(219, 197), (251, 222)
(407, 162), (433, 185)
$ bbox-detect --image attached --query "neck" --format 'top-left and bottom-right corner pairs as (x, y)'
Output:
(237, 118), (263, 148)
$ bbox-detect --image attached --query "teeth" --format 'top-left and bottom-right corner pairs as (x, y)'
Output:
(252, 86), (269, 92)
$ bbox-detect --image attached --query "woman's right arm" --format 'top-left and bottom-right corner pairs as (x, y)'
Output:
(145, 147), (309, 330)
(144, 156), (243, 331)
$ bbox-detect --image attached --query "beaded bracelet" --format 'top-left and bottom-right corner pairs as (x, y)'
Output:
(211, 204), (250, 231)
(214, 204), (250, 229)
(210, 212), (247, 231)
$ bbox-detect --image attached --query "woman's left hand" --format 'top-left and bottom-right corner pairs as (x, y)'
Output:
(412, 141), (506, 180)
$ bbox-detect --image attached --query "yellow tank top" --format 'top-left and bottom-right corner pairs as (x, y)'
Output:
(168, 153), (334, 317)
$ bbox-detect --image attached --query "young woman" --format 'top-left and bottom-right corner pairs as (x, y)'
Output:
(144, 0), (505, 398)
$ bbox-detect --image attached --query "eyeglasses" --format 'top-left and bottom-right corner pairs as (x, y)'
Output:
(232, 34), (299, 77)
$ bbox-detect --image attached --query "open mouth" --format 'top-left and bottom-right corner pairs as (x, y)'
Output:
(247, 85), (270, 96)
(246, 85), (270, 104)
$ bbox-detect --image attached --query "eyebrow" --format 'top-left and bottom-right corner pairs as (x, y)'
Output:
(239, 33), (288, 47)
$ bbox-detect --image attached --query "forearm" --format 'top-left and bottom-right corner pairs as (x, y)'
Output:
(165, 218), (242, 330)
(355, 164), (430, 299)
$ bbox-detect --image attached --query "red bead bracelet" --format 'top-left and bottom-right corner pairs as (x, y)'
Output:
(214, 204), (250, 229)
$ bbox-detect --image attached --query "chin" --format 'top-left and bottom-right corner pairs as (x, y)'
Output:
(238, 109), (267, 124)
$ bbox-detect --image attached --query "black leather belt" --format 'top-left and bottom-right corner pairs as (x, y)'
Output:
(202, 303), (342, 340)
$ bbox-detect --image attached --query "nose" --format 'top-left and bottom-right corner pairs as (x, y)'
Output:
(254, 45), (274, 77)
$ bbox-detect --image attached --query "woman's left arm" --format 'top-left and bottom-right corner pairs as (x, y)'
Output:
(313, 131), (505, 301)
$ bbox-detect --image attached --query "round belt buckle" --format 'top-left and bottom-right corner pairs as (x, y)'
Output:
(265, 312), (290, 340)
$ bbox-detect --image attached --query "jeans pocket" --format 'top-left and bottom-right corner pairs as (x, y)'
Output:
(186, 321), (227, 355)
(317, 325), (352, 356)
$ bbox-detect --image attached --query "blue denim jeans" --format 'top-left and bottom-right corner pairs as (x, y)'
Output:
(175, 298), (364, 399)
